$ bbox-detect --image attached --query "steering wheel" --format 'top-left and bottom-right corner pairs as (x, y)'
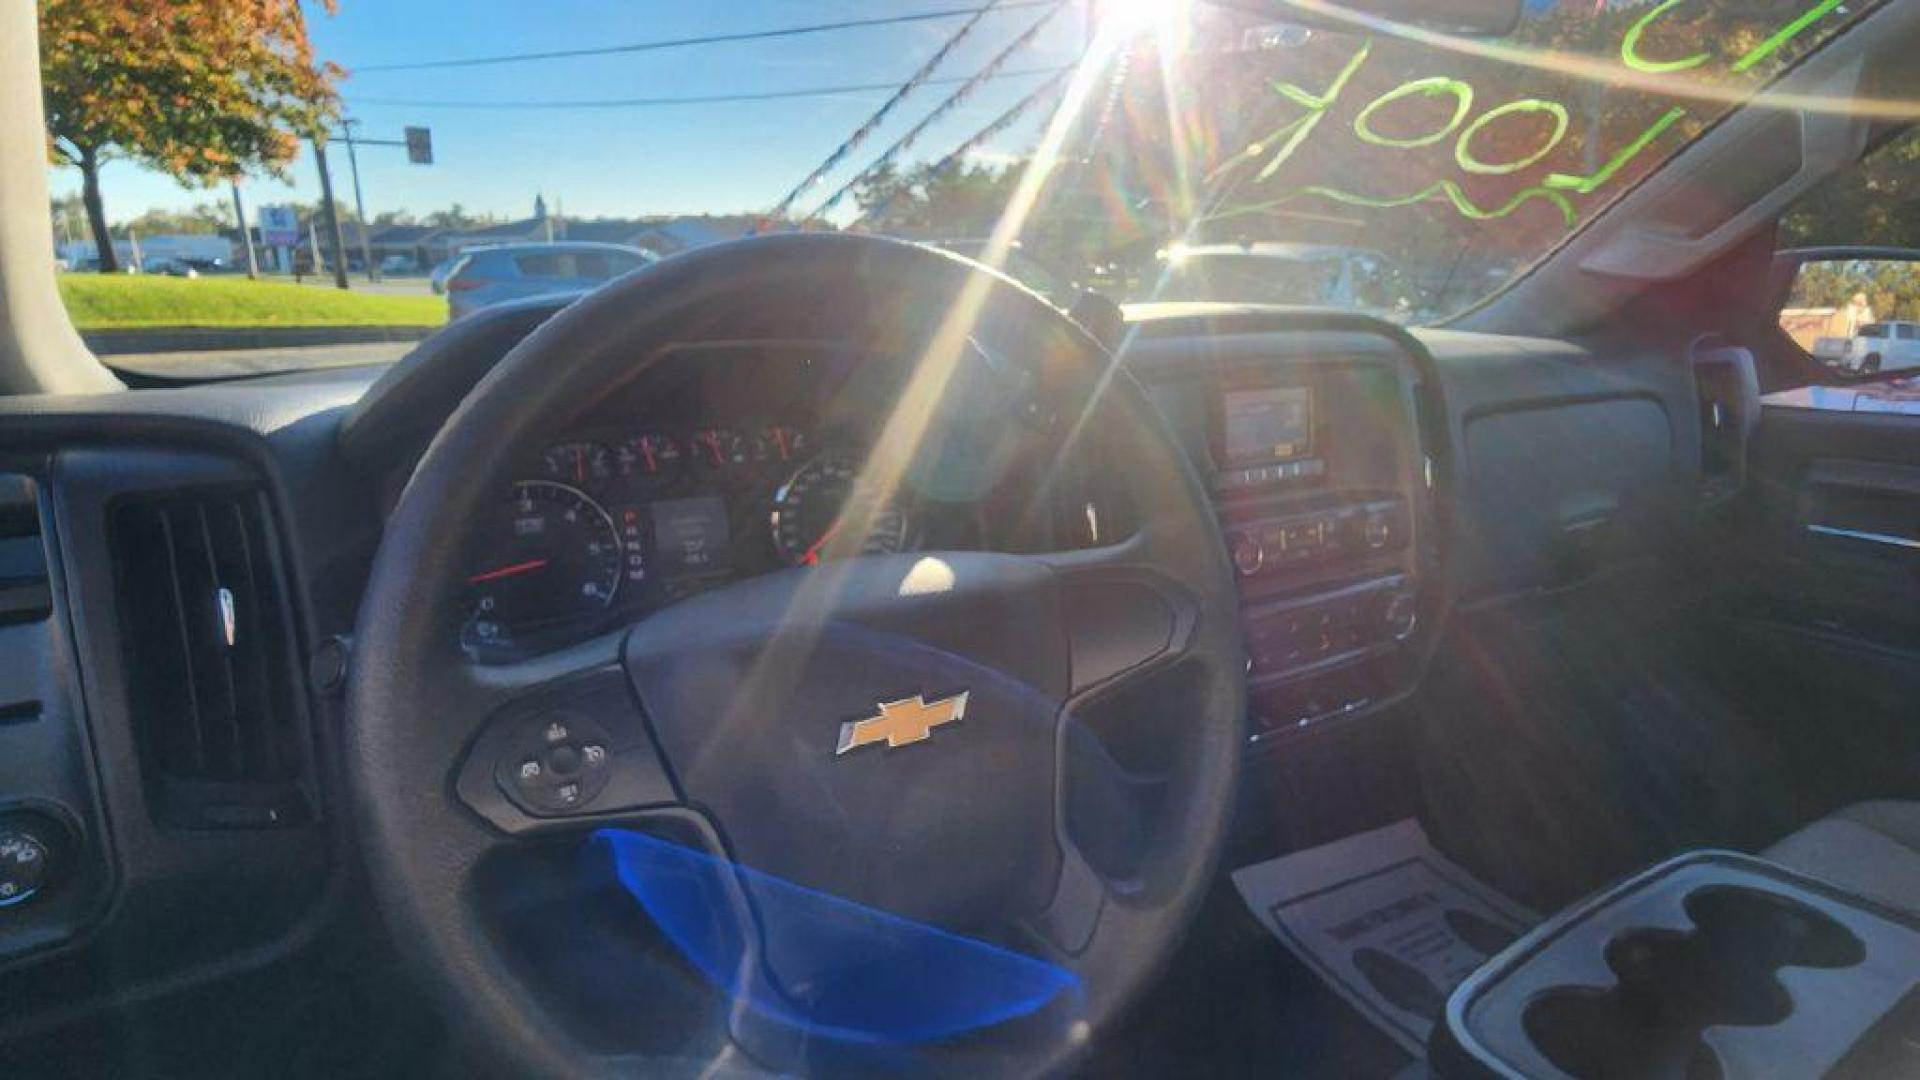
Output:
(345, 235), (1245, 1077)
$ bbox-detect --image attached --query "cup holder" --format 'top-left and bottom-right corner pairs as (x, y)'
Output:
(1523, 886), (1865, 1079)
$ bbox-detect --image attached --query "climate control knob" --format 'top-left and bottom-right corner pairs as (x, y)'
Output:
(1381, 590), (1419, 640)
(1228, 533), (1264, 577)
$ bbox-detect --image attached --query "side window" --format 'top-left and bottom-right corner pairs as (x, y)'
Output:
(1775, 128), (1920, 404)
(573, 252), (614, 280)
(513, 252), (569, 278)
(460, 253), (509, 280)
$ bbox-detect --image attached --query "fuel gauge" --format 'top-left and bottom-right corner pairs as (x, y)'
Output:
(619, 433), (683, 487)
(689, 428), (764, 474)
(541, 441), (615, 489)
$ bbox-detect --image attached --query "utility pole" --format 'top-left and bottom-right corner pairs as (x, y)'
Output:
(230, 180), (259, 280)
(311, 137), (351, 290)
(340, 119), (380, 283)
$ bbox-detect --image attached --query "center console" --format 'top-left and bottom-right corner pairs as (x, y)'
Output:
(1133, 324), (1437, 748)
(1435, 851), (1920, 1080)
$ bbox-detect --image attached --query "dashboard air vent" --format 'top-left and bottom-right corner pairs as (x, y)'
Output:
(108, 489), (312, 828)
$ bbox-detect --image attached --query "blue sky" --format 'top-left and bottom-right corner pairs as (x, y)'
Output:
(48, 0), (1089, 224)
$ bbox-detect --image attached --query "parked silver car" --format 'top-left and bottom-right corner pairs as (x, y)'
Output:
(441, 242), (657, 320)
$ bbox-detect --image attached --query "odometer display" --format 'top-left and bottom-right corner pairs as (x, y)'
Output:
(464, 481), (625, 649)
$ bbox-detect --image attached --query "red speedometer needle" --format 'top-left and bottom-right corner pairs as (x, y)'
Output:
(467, 558), (550, 585)
(801, 523), (842, 566)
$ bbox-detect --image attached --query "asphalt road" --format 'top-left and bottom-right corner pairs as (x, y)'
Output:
(108, 340), (414, 380)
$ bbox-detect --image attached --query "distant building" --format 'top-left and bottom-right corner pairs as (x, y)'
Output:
(627, 215), (759, 255)
(367, 224), (449, 272)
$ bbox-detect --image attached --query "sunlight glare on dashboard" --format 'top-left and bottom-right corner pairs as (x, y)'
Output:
(896, 556), (957, 598)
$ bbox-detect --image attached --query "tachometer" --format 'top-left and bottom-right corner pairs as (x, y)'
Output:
(770, 455), (909, 566)
(463, 481), (625, 649)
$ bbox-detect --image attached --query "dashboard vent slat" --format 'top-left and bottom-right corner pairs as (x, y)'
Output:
(109, 489), (311, 828)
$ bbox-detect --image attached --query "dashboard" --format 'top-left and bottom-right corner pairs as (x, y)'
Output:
(0, 285), (1715, 1038)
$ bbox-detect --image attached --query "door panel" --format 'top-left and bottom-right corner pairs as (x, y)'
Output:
(1705, 403), (1920, 808)
(1745, 407), (1920, 644)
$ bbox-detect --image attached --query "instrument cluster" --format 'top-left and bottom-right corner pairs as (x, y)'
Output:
(462, 420), (950, 658)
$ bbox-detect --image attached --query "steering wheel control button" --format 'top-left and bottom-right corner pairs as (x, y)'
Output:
(497, 714), (615, 816)
(455, 672), (679, 832)
(546, 744), (582, 775)
(0, 828), (52, 908)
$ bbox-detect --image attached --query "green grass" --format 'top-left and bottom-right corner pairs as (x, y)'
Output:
(58, 274), (446, 331)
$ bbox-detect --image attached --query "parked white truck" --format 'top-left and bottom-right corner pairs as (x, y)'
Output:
(1811, 321), (1920, 373)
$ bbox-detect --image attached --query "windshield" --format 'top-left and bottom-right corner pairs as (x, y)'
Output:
(41, 0), (1876, 378)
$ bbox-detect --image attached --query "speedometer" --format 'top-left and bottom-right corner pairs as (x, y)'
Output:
(463, 481), (625, 649)
(770, 455), (909, 567)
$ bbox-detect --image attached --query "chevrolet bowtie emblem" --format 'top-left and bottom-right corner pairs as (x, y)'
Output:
(837, 692), (969, 756)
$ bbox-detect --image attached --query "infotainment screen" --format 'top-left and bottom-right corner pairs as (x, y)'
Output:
(1220, 386), (1313, 466)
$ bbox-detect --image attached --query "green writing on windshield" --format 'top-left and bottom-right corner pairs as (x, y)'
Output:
(1255, 42), (1373, 181)
(1352, 77), (1474, 149)
(1231, 0), (1847, 230)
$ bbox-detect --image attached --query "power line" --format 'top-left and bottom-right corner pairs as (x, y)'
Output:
(925, 66), (1074, 181)
(767, 0), (1008, 222)
(810, 2), (1068, 220)
(346, 65), (1072, 111)
(857, 64), (1076, 227)
(350, 1), (1057, 74)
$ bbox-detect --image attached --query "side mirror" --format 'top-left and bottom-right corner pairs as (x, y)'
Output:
(1775, 247), (1920, 379)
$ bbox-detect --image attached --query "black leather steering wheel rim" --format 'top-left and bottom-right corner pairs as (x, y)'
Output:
(345, 234), (1245, 1077)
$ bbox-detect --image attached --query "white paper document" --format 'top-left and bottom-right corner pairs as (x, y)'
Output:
(1231, 819), (1537, 1055)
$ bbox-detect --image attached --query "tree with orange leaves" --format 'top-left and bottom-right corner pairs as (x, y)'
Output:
(40, 0), (341, 272)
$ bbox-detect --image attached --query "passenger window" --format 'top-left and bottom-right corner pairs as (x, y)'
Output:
(573, 252), (614, 280)
(1777, 262), (1920, 384)
(513, 253), (569, 278)
(1775, 128), (1920, 405)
